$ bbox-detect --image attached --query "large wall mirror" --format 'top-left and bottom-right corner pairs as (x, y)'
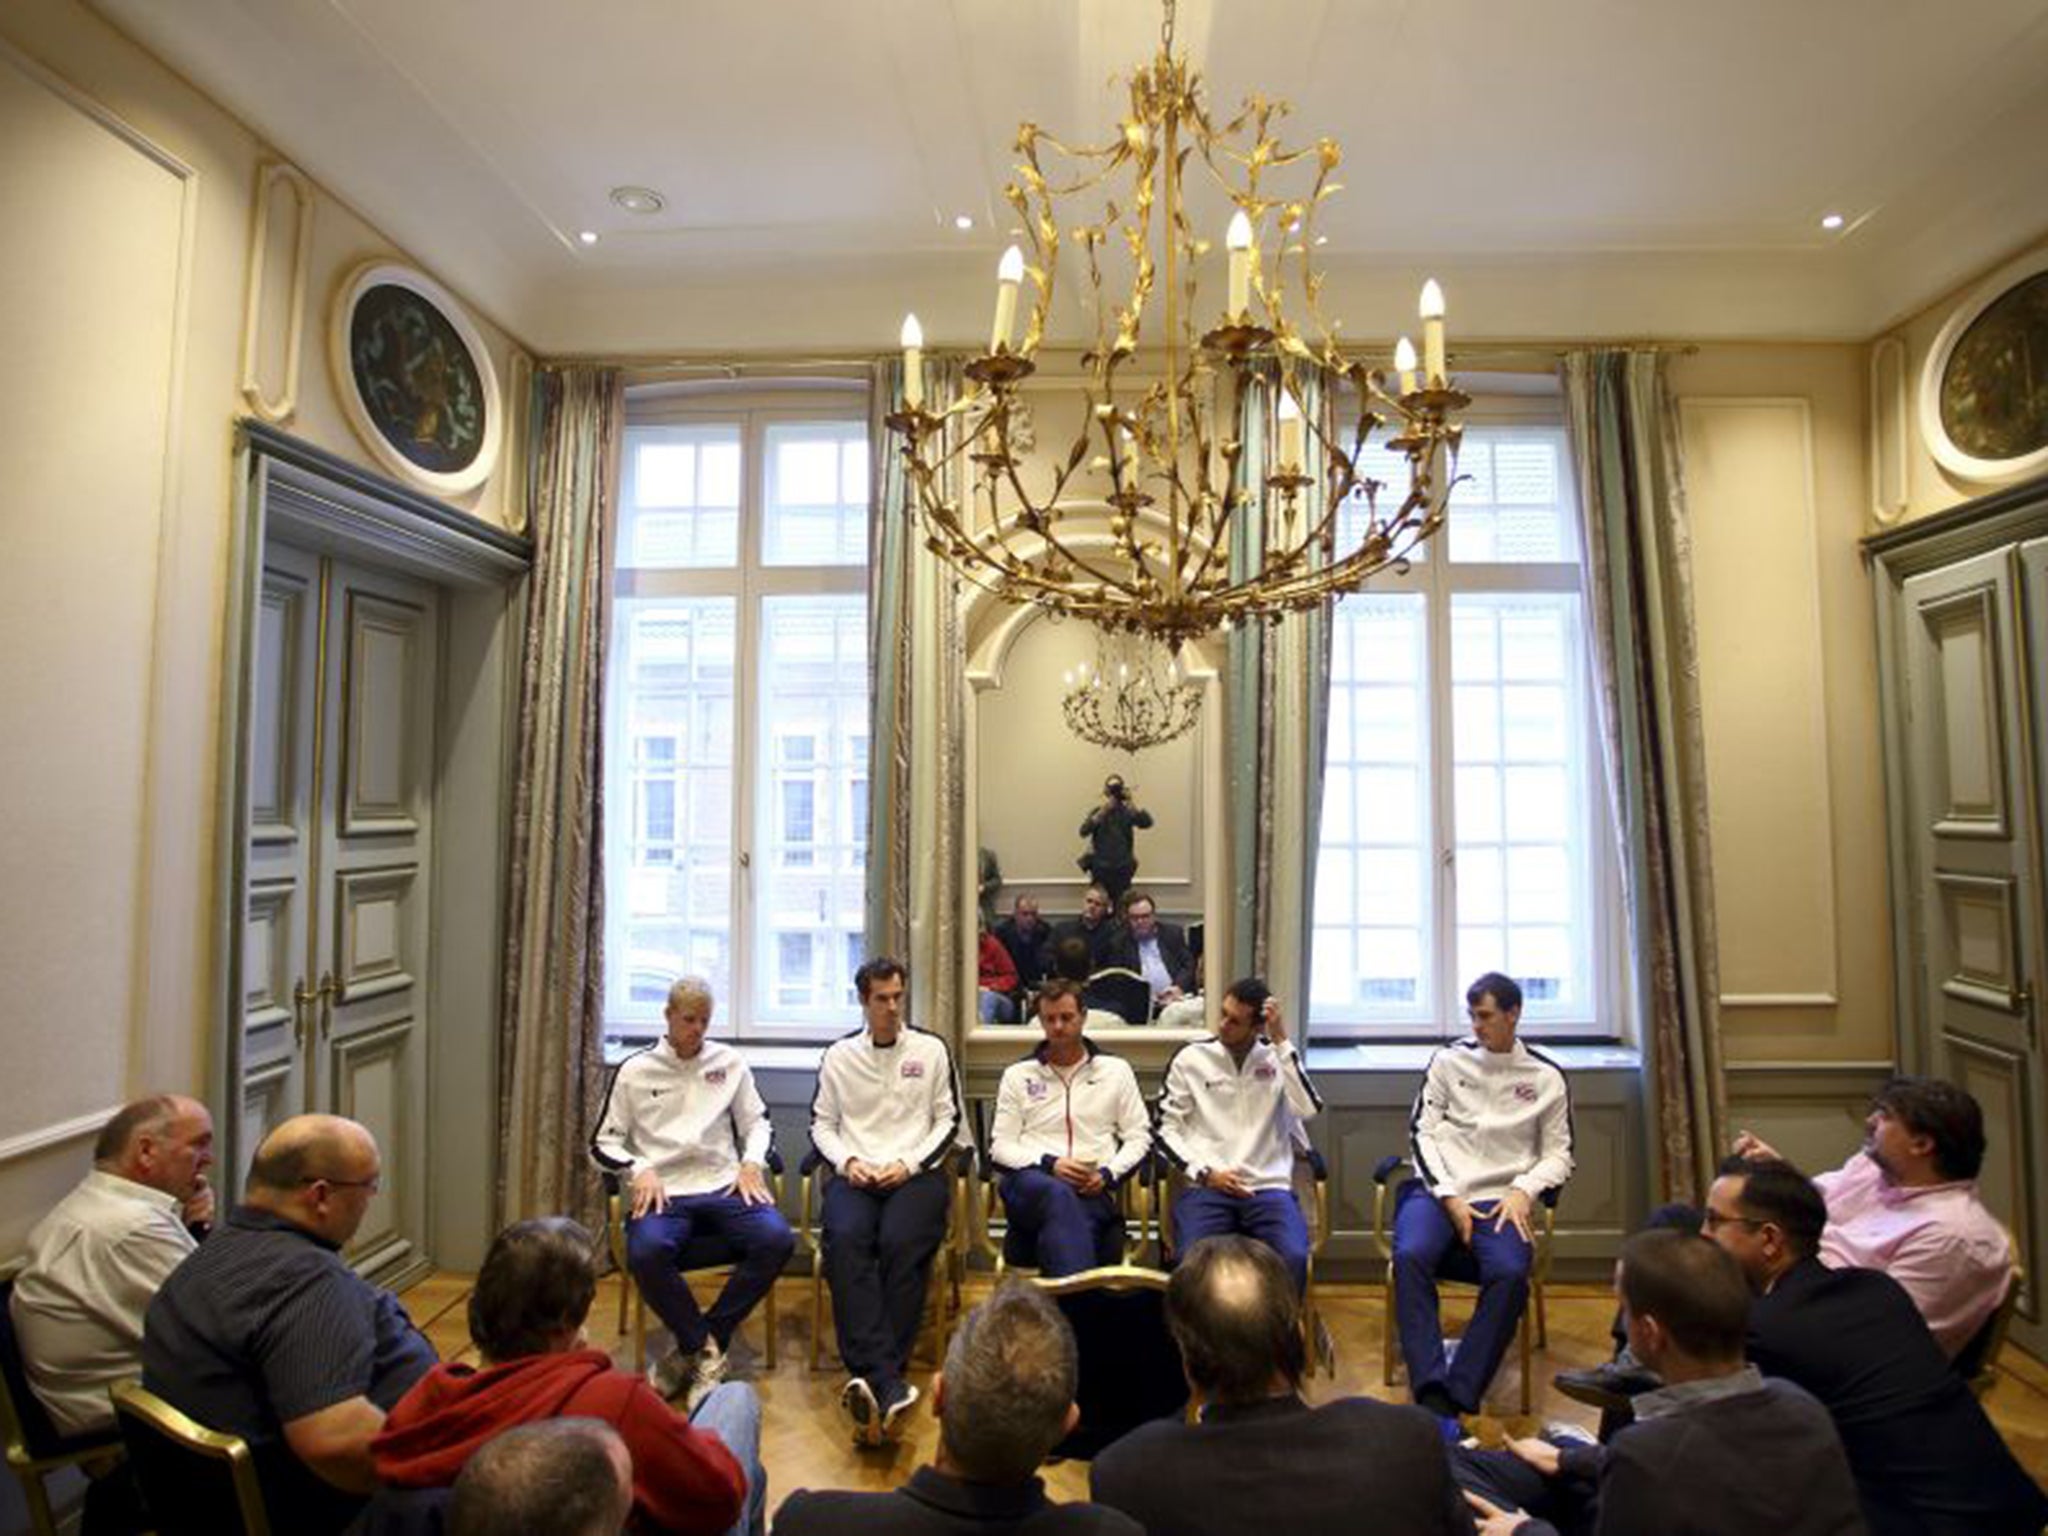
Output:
(962, 598), (1227, 1056)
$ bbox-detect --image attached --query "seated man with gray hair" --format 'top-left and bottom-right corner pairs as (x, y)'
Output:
(773, 1281), (1142, 1535)
(447, 1419), (634, 1536)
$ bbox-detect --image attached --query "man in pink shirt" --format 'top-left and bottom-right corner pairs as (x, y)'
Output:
(1736, 1075), (2011, 1358)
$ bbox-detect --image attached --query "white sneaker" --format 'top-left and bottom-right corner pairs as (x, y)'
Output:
(646, 1347), (691, 1401)
(1543, 1419), (1599, 1448)
(683, 1338), (728, 1415)
(880, 1380), (921, 1441)
(840, 1377), (880, 1446)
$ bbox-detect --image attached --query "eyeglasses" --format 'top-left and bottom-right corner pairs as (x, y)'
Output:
(1700, 1208), (1765, 1232)
(301, 1173), (381, 1194)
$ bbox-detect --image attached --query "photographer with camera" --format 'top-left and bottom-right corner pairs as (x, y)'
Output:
(1078, 775), (1152, 905)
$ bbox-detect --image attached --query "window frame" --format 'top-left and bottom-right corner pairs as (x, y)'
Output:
(1310, 394), (1627, 1043)
(605, 389), (870, 1049)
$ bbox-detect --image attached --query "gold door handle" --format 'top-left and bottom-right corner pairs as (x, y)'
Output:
(291, 977), (316, 1049)
(317, 971), (341, 1038)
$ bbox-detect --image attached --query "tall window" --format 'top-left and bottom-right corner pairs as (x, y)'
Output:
(605, 394), (870, 1043)
(1311, 408), (1615, 1038)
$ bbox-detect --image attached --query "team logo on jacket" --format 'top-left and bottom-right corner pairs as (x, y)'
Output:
(1513, 1082), (1538, 1102)
(704, 1068), (727, 1086)
(902, 1061), (925, 1079)
(1254, 1064), (1277, 1080)
(1026, 1079), (1047, 1100)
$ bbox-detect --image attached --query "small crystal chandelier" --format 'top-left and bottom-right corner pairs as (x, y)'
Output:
(1061, 628), (1203, 754)
(888, 0), (1466, 651)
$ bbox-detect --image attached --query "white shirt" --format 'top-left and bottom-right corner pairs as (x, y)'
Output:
(590, 1037), (774, 1198)
(989, 1043), (1152, 1185)
(10, 1168), (197, 1435)
(1157, 1036), (1322, 1191)
(1135, 935), (1173, 999)
(810, 1027), (962, 1174)
(1408, 1037), (1575, 1204)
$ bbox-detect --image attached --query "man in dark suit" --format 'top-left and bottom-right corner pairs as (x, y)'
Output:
(775, 1282), (1139, 1535)
(1704, 1155), (2048, 1536)
(1091, 1235), (1475, 1536)
(994, 895), (1053, 992)
(1048, 886), (1123, 972)
(1102, 891), (1196, 1014)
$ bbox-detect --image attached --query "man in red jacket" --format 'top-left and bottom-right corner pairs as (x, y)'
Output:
(372, 1217), (764, 1535)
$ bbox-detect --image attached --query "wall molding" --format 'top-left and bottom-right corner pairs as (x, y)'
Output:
(1869, 336), (1910, 526)
(239, 161), (314, 424)
(1719, 992), (1840, 1009)
(0, 1106), (122, 1167)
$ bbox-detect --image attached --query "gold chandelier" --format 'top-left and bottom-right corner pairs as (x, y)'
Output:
(1061, 628), (1203, 754)
(888, 0), (1467, 651)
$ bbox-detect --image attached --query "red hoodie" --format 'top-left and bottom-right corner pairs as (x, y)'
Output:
(371, 1348), (744, 1535)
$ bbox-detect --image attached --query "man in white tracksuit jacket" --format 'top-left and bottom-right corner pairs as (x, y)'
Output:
(1156, 976), (1322, 1294)
(809, 956), (962, 1444)
(1396, 970), (1574, 1419)
(988, 977), (1152, 1275)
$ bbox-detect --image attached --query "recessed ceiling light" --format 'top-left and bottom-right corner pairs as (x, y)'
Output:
(577, 229), (599, 245)
(609, 185), (666, 215)
(1820, 212), (1846, 231)
(954, 214), (974, 231)
(1314, 234), (1328, 246)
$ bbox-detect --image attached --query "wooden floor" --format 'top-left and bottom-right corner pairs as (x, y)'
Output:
(401, 1269), (2048, 1513)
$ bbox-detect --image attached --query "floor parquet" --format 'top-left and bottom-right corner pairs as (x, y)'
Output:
(405, 1270), (2048, 1514)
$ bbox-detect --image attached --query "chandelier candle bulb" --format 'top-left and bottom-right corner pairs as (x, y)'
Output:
(1226, 210), (1254, 320)
(1419, 279), (1447, 385)
(900, 314), (924, 408)
(1276, 390), (1304, 471)
(1394, 336), (1419, 395)
(991, 245), (1026, 353)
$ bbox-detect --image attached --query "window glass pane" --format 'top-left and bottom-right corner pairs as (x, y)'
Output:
(1445, 428), (1577, 564)
(764, 422), (869, 566)
(607, 597), (736, 1031)
(755, 595), (870, 1021)
(620, 425), (741, 568)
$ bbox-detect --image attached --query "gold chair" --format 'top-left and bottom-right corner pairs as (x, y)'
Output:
(971, 1101), (1151, 1279)
(601, 1149), (787, 1372)
(1369, 1153), (1557, 1415)
(1957, 1231), (2024, 1399)
(110, 1381), (269, 1536)
(1028, 1265), (1189, 1458)
(0, 1262), (126, 1536)
(802, 1146), (972, 1372)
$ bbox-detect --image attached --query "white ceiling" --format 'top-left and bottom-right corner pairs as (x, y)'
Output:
(93, 0), (2048, 355)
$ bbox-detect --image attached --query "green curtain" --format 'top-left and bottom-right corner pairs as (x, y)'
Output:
(866, 356), (970, 1034)
(1562, 348), (1727, 1203)
(498, 364), (623, 1231)
(1226, 367), (1334, 1016)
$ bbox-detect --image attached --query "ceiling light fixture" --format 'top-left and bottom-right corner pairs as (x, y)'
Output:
(577, 229), (599, 245)
(1820, 212), (1846, 231)
(887, 0), (1465, 649)
(954, 213), (975, 231)
(1061, 631), (1203, 753)
(609, 185), (666, 215)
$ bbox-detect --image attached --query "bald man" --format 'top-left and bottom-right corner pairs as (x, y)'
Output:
(142, 1114), (437, 1536)
(11, 1094), (215, 1436)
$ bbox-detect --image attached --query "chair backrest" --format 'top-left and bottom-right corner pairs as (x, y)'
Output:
(111, 1381), (271, 1536)
(1084, 969), (1151, 1026)
(1033, 1266), (1189, 1459)
(0, 1269), (62, 1463)
(1955, 1244), (2024, 1395)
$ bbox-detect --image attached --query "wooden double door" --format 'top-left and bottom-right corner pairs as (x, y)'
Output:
(240, 542), (438, 1286)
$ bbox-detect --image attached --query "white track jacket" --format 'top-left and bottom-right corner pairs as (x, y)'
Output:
(989, 1042), (1152, 1185)
(1408, 1036), (1574, 1204)
(1157, 1035), (1322, 1191)
(591, 1037), (773, 1197)
(809, 1026), (962, 1174)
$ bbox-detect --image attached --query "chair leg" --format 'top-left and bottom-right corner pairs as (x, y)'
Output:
(632, 1289), (647, 1373)
(1382, 1264), (1399, 1387)
(809, 1257), (828, 1373)
(1518, 1307), (1533, 1415)
(21, 1471), (59, 1536)
(763, 1276), (779, 1370)
(1535, 1278), (1549, 1349)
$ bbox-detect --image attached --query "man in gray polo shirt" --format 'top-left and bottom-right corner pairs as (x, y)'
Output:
(142, 1114), (436, 1535)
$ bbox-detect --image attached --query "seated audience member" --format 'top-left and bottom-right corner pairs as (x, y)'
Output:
(1049, 886), (1123, 972)
(994, 895), (1052, 993)
(1046, 937), (1124, 1032)
(1157, 978), (1322, 1293)
(1103, 891), (1197, 1018)
(1396, 972), (1573, 1420)
(1733, 1075), (2011, 1357)
(373, 1216), (757, 1536)
(141, 1114), (437, 1536)
(1459, 1229), (1864, 1536)
(11, 1094), (214, 1437)
(446, 1419), (634, 1536)
(811, 957), (963, 1444)
(1702, 1156), (2048, 1536)
(988, 979), (1151, 1275)
(978, 926), (1021, 1024)
(775, 1281), (1141, 1535)
(590, 976), (795, 1407)
(1092, 1235), (1473, 1536)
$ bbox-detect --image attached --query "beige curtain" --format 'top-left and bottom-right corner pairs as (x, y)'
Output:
(1562, 349), (1727, 1202)
(497, 365), (624, 1231)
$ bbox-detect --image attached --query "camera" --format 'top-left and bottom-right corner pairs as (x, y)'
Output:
(1104, 775), (1129, 801)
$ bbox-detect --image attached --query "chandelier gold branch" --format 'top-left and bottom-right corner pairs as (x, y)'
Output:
(888, 0), (1466, 651)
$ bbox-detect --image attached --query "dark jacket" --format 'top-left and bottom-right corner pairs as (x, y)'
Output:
(1511, 1372), (1865, 1536)
(994, 917), (1053, 989)
(1102, 921), (1197, 997)
(1091, 1394), (1476, 1536)
(775, 1467), (1141, 1536)
(1748, 1258), (2048, 1536)
(1048, 917), (1124, 974)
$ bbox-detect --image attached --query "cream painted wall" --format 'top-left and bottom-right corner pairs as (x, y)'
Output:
(0, 0), (530, 1252)
(1880, 230), (2048, 523)
(1670, 346), (1893, 1067)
